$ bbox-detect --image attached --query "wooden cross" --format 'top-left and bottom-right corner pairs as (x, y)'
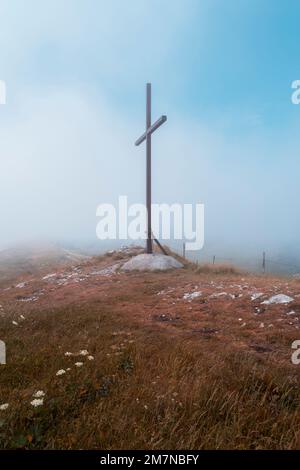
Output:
(135, 83), (167, 254)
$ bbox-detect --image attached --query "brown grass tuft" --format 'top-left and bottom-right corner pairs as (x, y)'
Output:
(195, 263), (240, 275)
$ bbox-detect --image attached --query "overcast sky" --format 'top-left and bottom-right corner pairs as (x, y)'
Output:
(1, 0), (300, 262)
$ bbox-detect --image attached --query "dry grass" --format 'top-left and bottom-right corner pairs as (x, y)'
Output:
(195, 263), (240, 275)
(1, 305), (300, 450)
(1, 255), (300, 449)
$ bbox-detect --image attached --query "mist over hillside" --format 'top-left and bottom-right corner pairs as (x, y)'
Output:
(0, 241), (89, 282)
(1, 239), (300, 277)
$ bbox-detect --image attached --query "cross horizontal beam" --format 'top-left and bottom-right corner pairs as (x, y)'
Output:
(135, 115), (167, 146)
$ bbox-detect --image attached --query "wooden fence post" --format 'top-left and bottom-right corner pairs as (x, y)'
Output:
(262, 252), (266, 274)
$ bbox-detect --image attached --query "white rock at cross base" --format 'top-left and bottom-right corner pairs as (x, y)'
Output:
(121, 254), (183, 272)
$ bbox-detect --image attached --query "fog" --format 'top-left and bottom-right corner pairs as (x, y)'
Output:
(1, 87), (300, 268)
(1, 0), (300, 272)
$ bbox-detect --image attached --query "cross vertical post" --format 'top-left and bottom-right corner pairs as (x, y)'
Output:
(135, 83), (167, 255)
(146, 83), (152, 254)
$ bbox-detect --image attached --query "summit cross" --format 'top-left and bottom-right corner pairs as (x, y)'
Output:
(135, 83), (167, 254)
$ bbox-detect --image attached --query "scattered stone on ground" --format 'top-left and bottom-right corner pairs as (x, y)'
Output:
(251, 292), (264, 301)
(261, 294), (294, 305)
(183, 291), (202, 301)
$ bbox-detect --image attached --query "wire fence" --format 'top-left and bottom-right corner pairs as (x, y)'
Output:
(177, 245), (300, 275)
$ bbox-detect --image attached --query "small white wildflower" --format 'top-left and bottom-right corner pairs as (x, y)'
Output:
(79, 350), (89, 356)
(20, 315), (25, 320)
(30, 398), (43, 407)
(75, 362), (83, 367)
(12, 321), (18, 326)
(64, 352), (73, 356)
(33, 390), (45, 398)
(87, 355), (94, 361)
(56, 369), (66, 376)
(66, 368), (71, 371)
(0, 403), (9, 411)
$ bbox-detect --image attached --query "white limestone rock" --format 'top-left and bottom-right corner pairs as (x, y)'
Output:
(121, 254), (183, 272)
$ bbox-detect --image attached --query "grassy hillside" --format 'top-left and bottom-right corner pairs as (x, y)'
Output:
(0, 250), (300, 449)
